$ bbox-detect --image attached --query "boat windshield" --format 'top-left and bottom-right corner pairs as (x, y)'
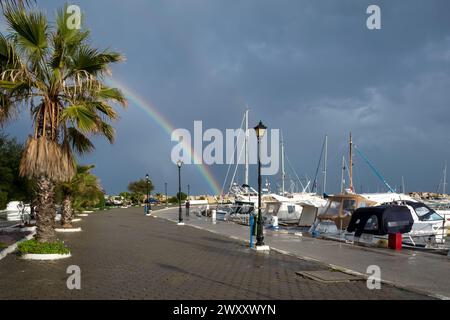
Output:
(413, 205), (443, 221)
(325, 200), (341, 216)
(342, 199), (357, 215)
(265, 203), (280, 215)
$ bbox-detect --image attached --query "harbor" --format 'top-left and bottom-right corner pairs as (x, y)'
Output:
(1, 0), (450, 308)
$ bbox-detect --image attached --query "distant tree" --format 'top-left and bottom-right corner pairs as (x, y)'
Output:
(119, 191), (141, 204)
(128, 178), (154, 202)
(168, 193), (187, 204)
(176, 192), (187, 201)
(119, 191), (131, 199)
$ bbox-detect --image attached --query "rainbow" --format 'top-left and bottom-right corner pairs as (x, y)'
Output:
(105, 77), (222, 195)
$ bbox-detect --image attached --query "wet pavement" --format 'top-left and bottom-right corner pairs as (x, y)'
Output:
(154, 206), (450, 299)
(0, 207), (432, 299)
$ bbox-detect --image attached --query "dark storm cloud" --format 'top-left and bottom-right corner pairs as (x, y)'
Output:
(2, 0), (450, 194)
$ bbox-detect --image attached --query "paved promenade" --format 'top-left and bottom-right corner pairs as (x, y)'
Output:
(0, 207), (431, 299)
(154, 206), (450, 299)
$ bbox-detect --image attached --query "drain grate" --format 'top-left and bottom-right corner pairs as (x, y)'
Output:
(296, 270), (364, 283)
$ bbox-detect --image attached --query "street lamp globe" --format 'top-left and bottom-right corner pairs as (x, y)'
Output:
(253, 120), (267, 138)
(177, 160), (184, 168)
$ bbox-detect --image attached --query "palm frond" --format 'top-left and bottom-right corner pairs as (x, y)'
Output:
(66, 126), (95, 154)
(97, 121), (115, 143)
(70, 45), (124, 76)
(61, 104), (99, 133)
(3, 5), (48, 63)
(97, 86), (127, 107)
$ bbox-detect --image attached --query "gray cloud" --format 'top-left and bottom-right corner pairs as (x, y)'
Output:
(2, 0), (450, 195)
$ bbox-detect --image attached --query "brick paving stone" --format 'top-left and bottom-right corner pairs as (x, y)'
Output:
(0, 207), (433, 300)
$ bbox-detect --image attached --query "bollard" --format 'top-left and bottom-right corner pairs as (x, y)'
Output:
(212, 209), (216, 224)
(272, 216), (279, 230)
(388, 233), (402, 250)
(249, 214), (254, 248)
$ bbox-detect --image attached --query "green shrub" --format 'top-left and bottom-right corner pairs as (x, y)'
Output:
(17, 239), (70, 255)
(0, 191), (7, 210)
(0, 242), (7, 250)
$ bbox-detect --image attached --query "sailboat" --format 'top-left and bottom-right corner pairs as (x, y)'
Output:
(216, 109), (265, 222)
(312, 133), (446, 248)
(261, 134), (327, 226)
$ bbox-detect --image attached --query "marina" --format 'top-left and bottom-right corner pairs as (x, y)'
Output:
(0, 0), (450, 308)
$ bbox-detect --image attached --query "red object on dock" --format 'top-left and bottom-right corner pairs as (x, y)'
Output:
(388, 233), (402, 250)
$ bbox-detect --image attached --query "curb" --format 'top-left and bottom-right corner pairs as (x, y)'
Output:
(55, 227), (82, 232)
(21, 253), (72, 260)
(0, 231), (36, 261)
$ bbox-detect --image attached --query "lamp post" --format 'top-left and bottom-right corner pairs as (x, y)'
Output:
(145, 173), (151, 214)
(165, 182), (168, 208)
(177, 160), (183, 224)
(254, 120), (267, 247)
(186, 184), (190, 217)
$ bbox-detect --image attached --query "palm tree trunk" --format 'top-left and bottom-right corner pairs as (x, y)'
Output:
(35, 176), (57, 243)
(61, 194), (73, 228)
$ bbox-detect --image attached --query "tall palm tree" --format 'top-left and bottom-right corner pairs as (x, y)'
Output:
(0, 5), (126, 242)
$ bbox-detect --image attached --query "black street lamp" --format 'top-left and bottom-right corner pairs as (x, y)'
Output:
(254, 120), (267, 246)
(186, 184), (190, 217)
(165, 182), (168, 208)
(146, 173), (151, 214)
(177, 160), (183, 224)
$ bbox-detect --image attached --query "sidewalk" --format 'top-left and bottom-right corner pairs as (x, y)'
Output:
(154, 207), (450, 299)
(0, 207), (427, 299)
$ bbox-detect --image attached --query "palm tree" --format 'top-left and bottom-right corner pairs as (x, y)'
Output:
(0, 5), (126, 242)
(60, 164), (102, 228)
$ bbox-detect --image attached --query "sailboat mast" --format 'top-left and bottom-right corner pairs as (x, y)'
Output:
(402, 176), (405, 194)
(341, 156), (345, 193)
(281, 132), (285, 196)
(323, 134), (328, 194)
(444, 163), (447, 194)
(349, 132), (354, 192)
(244, 108), (249, 187)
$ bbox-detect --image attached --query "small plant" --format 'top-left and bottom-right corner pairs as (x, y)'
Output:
(17, 239), (70, 255)
(0, 242), (7, 250)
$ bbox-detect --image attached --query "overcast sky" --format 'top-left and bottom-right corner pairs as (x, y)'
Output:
(2, 0), (450, 195)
